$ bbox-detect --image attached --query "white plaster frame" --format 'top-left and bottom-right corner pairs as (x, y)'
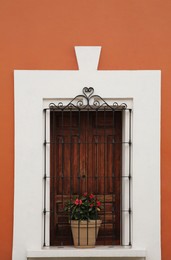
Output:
(13, 46), (161, 260)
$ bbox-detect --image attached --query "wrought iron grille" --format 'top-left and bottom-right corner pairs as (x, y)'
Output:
(43, 87), (132, 247)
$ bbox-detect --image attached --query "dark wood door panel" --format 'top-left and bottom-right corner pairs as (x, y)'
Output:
(50, 110), (122, 246)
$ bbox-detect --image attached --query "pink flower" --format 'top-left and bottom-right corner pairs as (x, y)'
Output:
(90, 204), (94, 208)
(83, 192), (88, 197)
(74, 199), (82, 205)
(74, 198), (80, 205)
(96, 201), (101, 207)
(89, 193), (94, 199)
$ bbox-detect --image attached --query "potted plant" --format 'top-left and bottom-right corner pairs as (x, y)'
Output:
(64, 192), (102, 248)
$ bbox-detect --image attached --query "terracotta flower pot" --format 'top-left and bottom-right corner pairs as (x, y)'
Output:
(71, 220), (102, 248)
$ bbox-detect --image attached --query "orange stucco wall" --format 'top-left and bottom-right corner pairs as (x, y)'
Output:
(0, 0), (171, 259)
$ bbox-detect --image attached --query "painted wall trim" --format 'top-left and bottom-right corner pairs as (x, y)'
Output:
(75, 46), (101, 70)
(27, 247), (147, 258)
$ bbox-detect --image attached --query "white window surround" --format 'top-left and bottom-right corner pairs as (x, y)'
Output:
(13, 46), (161, 260)
(27, 247), (146, 259)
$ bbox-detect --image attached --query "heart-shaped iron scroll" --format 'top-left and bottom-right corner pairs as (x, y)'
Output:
(82, 87), (94, 98)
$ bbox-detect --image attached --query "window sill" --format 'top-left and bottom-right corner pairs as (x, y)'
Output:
(27, 246), (146, 258)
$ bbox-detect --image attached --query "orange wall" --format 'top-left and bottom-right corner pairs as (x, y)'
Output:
(0, 0), (171, 259)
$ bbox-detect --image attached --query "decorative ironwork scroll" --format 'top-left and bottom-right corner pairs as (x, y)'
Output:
(49, 87), (127, 110)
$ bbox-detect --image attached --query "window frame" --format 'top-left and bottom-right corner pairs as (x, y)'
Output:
(43, 91), (133, 247)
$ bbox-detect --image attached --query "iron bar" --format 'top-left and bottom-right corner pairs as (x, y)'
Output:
(43, 109), (47, 247)
(95, 109), (99, 215)
(112, 109), (115, 245)
(120, 111), (123, 246)
(45, 141), (130, 145)
(128, 109), (132, 246)
(103, 107), (106, 245)
(52, 108), (56, 246)
(69, 108), (73, 245)
(78, 109), (81, 246)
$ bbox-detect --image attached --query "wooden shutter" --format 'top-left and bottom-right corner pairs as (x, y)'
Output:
(50, 110), (122, 246)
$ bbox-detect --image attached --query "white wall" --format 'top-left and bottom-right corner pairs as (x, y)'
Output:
(13, 46), (161, 260)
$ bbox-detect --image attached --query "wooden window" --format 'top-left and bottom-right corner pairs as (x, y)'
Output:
(50, 110), (122, 246)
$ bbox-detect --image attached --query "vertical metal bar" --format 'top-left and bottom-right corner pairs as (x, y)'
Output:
(86, 109), (89, 193)
(69, 108), (73, 244)
(103, 107), (106, 245)
(78, 109), (81, 195)
(93, 109), (98, 246)
(78, 109), (81, 246)
(61, 111), (64, 206)
(95, 109), (98, 195)
(61, 109), (64, 246)
(69, 109), (73, 196)
(95, 108), (98, 236)
(43, 109), (47, 247)
(112, 109), (115, 245)
(52, 108), (56, 246)
(120, 110), (123, 246)
(86, 109), (90, 246)
(128, 109), (132, 246)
